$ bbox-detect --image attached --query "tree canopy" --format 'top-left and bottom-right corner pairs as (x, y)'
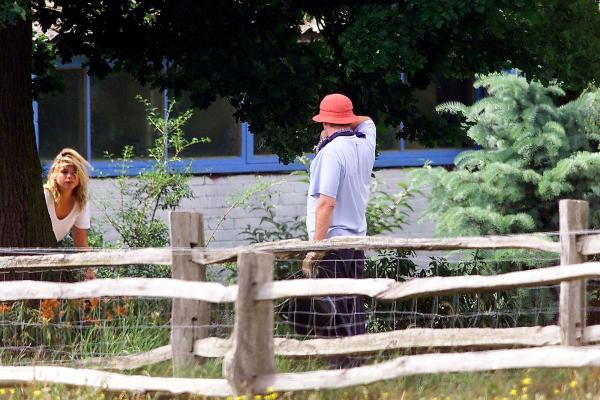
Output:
(2, 0), (600, 246)
(30, 0), (600, 162)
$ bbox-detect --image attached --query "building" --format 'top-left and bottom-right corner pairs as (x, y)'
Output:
(34, 21), (479, 247)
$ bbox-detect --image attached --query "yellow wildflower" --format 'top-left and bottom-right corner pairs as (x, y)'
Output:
(509, 389), (518, 396)
(236, 396), (247, 400)
(266, 386), (275, 393)
(382, 393), (391, 400)
(521, 386), (528, 394)
(8, 388), (15, 394)
(254, 396), (262, 400)
(569, 380), (577, 388)
(521, 377), (532, 386)
(553, 388), (560, 395)
(0, 388), (5, 395)
(32, 389), (41, 397)
(520, 395), (528, 400)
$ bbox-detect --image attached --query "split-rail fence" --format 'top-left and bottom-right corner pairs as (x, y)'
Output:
(2, 200), (600, 396)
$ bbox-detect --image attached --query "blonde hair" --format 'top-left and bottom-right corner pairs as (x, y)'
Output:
(44, 148), (91, 213)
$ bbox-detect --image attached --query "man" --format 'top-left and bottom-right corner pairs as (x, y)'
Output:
(302, 93), (376, 342)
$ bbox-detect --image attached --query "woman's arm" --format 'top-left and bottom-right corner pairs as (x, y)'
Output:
(72, 226), (89, 248)
(73, 227), (95, 279)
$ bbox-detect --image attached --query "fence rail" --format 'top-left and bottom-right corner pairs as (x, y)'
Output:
(1, 200), (599, 396)
(0, 234), (563, 269)
(1, 260), (600, 303)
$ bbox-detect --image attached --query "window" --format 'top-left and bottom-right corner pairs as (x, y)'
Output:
(176, 95), (242, 158)
(377, 124), (401, 152)
(90, 73), (162, 159)
(34, 65), (471, 175)
(37, 69), (86, 161)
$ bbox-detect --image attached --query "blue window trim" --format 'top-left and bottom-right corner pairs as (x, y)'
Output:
(34, 61), (465, 177)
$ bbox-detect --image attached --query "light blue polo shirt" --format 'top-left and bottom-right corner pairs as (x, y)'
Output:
(306, 120), (376, 239)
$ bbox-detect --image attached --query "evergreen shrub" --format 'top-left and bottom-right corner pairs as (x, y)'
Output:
(412, 73), (600, 237)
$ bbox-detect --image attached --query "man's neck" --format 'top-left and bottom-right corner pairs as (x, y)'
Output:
(324, 126), (352, 138)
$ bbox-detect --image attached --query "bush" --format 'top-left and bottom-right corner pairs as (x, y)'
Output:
(95, 95), (208, 278)
(411, 72), (600, 237)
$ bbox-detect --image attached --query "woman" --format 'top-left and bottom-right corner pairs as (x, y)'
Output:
(44, 148), (94, 278)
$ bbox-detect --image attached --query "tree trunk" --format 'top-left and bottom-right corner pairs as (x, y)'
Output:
(0, 15), (56, 248)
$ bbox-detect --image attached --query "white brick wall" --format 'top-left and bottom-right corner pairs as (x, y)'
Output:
(88, 168), (436, 248)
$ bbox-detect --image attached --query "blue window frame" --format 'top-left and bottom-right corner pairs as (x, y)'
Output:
(34, 61), (466, 177)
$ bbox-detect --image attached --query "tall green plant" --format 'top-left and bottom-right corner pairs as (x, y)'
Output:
(411, 73), (600, 237)
(96, 95), (208, 276)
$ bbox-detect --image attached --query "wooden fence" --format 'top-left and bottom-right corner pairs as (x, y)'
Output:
(3, 199), (600, 396)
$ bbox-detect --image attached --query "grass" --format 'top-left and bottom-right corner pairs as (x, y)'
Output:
(0, 299), (598, 399)
(0, 297), (595, 399)
(0, 268), (592, 399)
(1, 366), (600, 399)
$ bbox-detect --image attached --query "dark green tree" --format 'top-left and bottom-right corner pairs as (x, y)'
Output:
(412, 73), (600, 237)
(0, 1), (56, 247)
(34, 0), (600, 160)
(3, 0), (600, 246)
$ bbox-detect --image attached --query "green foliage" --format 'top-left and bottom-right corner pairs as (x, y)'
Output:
(238, 166), (422, 246)
(0, 297), (169, 368)
(236, 170), (422, 283)
(239, 190), (308, 245)
(29, 1), (600, 161)
(0, 1), (26, 27)
(206, 178), (286, 246)
(412, 73), (600, 237)
(32, 32), (62, 98)
(96, 95), (206, 277)
(366, 180), (422, 236)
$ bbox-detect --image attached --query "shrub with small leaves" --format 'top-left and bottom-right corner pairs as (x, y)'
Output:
(96, 95), (208, 277)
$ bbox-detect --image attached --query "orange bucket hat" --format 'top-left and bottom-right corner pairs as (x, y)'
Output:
(312, 93), (358, 124)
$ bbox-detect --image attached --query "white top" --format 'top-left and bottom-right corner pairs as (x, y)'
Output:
(44, 189), (91, 242)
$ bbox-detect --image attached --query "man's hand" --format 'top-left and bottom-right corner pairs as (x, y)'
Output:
(302, 251), (323, 278)
(351, 116), (371, 130)
(84, 267), (96, 280)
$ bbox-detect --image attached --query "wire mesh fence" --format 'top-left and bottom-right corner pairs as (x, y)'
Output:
(270, 249), (561, 340)
(0, 244), (589, 374)
(0, 266), (171, 366)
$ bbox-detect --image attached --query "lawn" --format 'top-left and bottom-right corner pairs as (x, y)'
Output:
(2, 366), (599, 399)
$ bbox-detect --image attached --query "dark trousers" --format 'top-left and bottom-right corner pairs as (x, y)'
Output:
(312, 248), (366, 337)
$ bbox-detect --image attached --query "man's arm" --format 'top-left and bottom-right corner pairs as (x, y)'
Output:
(351, 116), (371, 131)
(312, 194), (336, 240)
(303, 194), (336, 277)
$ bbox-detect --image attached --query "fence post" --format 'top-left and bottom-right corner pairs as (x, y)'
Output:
(559, 199), (589, 346)
(169, 211), (208, 376)
(224, 251), (276, 395)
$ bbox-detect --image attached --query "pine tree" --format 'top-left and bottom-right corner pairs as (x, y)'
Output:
(412, 73), (600, 237)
